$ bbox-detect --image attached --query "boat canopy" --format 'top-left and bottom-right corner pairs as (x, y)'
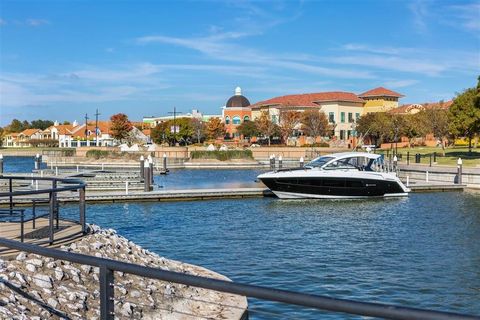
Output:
(326, 152), (382, 161)
(306, 152), (382, 169)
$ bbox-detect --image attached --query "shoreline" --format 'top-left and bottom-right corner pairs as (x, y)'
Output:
(0, 225), (248, 319)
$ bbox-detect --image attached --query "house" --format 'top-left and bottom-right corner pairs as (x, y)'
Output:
(222, 87), (252, 139)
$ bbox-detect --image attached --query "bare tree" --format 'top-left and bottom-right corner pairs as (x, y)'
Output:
(301, 110), (329, 141)
(256, 111), (278, 146)
(279, 110), (301, 144)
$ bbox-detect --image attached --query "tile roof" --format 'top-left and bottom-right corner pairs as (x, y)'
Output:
(358, 87), (404, 98)
(250, 91), (365, 108)
(19, 128), (41, 136)
(389, 100), (453, 114)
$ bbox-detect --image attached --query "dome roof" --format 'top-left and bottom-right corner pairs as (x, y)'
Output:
(226, 95), (250, 108)
(226, 86), (250, 108)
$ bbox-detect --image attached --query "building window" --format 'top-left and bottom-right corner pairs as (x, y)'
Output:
(340, 130), (345, 140)
(347, 130), (352, 138)
(271, 115), (278, 124)
(225, 116), (230, 125)
(328, 112), (335, 123)
(233, 116), (241, 125)
(348, 113), (353, 123)
(355, 113), (360, 121)
(340, 112), (345, 123)
(244, 116), (250, 122)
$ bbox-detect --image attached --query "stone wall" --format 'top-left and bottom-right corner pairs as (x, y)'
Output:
(0, 226), (247, 319)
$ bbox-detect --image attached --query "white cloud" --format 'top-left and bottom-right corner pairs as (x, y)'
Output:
(26, 19), (50, 27)
(384, 79), (419, 88)
(446, 3), (480, 33)
(408, 0), (430, 33)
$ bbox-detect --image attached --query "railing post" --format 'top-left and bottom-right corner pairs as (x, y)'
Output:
(429, 154), (432, 167)
(9, 177), (13, 211)
(457, 158), (463, 185)
(299, 156), (304, 168)
(20, 210), (24, 243)
(407, 151), (410, 165)
(0, 154), (3, 174)
(99, 264), (115, 320)
(79, 187), (86, 234)
(49, 191), (54, 245)
(32, 200), (36, 229)
(279, 155), (283, 169)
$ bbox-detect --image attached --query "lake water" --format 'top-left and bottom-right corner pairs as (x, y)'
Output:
(3, 156), (480, 318)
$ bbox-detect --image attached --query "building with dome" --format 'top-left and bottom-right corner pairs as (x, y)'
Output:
(222, 87), (252, 139)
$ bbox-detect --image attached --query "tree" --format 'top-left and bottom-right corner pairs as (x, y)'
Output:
(0, 127), (4, 146)
(279, 111), (301, 144)
(424, 107), (450, 155)
(31, 119), (54, 130)
(256, 111), (278, 146)
(356, 112), (393, 146)
(150, 118), (195, 145)
(300, 110), (329, 140)
(449, 83), (480, 153)
(63, 121), (71, 125)
(7, 119), (26, 133)
(110, 113), (133, 143)
(190, 118), (205, 144)
(236, 120), (259, 140)
(205, 117), (225, 140)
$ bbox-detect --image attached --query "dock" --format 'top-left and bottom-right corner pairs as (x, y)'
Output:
(0, 183), (466, 206)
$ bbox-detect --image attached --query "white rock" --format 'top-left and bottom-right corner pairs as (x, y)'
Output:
(26, 264), (36, 273)
(80, 265), (92, 274)
(26, 258), (43, 267)
(46, 261), (56, 269)
(15, 252), (26, 261)
(15, 273), (26, 284)
(47, 297), (58, 309)
(33, 274), (53, 289)
(130, 290), (141, 298)
(54, 267), (64, 281)
(121, 302), (133, 316)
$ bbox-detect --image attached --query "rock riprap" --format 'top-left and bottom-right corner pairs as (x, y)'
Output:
(0, 225), (247, 319)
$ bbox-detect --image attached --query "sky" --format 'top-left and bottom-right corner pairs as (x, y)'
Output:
(0, 0), (479, 125)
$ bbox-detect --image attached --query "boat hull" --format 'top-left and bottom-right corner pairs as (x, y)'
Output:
(259, 176), (408, 199)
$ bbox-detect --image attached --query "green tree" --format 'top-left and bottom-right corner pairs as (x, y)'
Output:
(110, 113), (133, 143)
(151, 118), (195, 145)
(449, 82), (480, 153)
(236, 120), (259, 140)
(356, 112), (392, 146)
(7, 119), (26, 132)
(0, 127), (4, 146)
(31, 119), (54, 130)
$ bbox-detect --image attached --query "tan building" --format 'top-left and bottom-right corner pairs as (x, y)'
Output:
(358, 87), (404, 113)
(250, 91), (365, 141)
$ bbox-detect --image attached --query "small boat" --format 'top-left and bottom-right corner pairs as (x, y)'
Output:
(257, 152), (409, 199)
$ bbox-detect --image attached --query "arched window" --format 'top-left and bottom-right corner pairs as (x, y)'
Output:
(233, 116), (241, 125)
(243, 116), (250, 122)
(225, 116), (230, 125)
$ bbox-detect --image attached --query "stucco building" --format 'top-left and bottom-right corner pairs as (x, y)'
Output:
(358, 87), (404, 113)
(221, 87), (252, 139)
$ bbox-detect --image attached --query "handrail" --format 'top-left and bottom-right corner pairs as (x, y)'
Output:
(0, 175), (87, 243)
(0, 237), (477, 320)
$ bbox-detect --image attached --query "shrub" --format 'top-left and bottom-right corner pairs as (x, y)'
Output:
(190, 150), (253, 161)
(86, 150), (110, 159)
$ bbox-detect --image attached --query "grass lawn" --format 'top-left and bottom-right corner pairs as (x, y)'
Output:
(378, 147), (479, 167)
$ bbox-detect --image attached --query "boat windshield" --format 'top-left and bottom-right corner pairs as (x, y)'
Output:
(306, 156), (335, 168)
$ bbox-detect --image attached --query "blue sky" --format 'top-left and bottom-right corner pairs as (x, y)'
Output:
(1, 0), (479, 125)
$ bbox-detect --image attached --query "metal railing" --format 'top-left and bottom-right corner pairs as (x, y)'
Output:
(0, 175), (86, 244)
(0, 237), (478, 320)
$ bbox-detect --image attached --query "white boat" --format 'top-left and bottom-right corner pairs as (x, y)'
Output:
(257, 152), (409, 199)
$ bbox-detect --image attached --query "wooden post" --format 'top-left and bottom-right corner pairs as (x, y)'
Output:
(144, 160), (151, 192)
(79, 187), (86, 234)
(299, 156), (304, 168)
(0, 154), (3, 174)
(279, 155), (283, 169)
(163, 153), (167, 173)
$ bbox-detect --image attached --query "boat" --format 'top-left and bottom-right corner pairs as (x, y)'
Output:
(257, 152), (410, 199)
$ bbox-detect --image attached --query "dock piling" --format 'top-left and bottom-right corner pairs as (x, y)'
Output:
(0, 154), (3, 174)
(299, 156), (304, 168)
(279, 156), (283, 169)
(457, 158), (463, 184)
(163, 153), (167, 173)
(144, 159), (151, 192)
(125, 181), (129, 195)
(140, 156), (145, 180)
(148, 155), (154, 184)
